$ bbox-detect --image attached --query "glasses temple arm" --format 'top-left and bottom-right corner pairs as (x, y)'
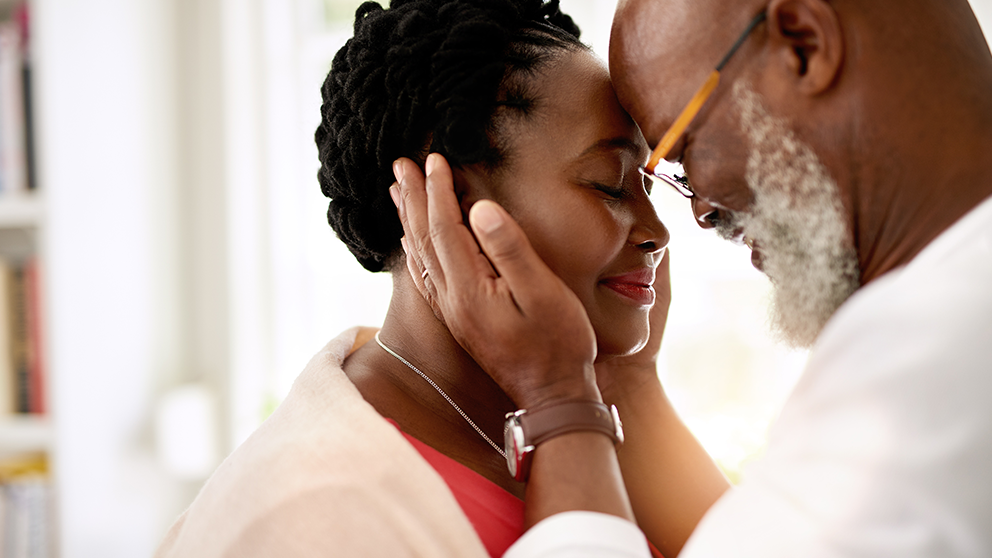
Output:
(716, 11), (767, 71)
(645, 69), (721, 171)
(645, 11), (767, 173)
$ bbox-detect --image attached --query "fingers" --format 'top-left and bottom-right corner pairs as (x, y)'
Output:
(393, 157), (446, 295)
(424, 154), (499, 286)
(393, 153), (599, 408)
(626, 247), (671, 364)
(656, 248), (671, 303)
(468, 201), (563, 310)
(393, 154), (496, 317)
(399, 234), (434, 303)
(390, 187), (424, 292)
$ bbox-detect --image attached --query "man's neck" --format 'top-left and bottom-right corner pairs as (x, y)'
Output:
(853, 131), (992, 285)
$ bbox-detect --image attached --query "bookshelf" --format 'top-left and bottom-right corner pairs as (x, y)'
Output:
(0, 195), (41, 228)
(0, 193), (46, 447)
(0, 415), (49, 456)
(0, 0), (54, 555)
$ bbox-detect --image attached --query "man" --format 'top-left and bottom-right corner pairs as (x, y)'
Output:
(392, 0), (992, 555)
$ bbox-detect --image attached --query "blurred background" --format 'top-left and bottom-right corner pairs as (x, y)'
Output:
(0, 0), (985, 555)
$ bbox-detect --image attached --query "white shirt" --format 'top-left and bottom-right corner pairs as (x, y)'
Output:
(505, 194), (992, 558)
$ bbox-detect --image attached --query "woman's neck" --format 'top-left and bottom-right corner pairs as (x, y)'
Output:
(342, 271), (522, 496)
(377, 275), (517, 420)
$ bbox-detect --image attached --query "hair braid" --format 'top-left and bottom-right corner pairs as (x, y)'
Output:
(316, 0), (583, 271)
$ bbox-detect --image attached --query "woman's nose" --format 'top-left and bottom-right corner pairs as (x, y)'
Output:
(630, 203), (670, 254)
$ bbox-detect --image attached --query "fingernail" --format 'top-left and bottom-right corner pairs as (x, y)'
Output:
(471, 201), (504, 234)
(389, 185), (400, 208)
(393, 160), (406, 184)
(400, 236), (408, 254)
(425, 153), (436, 176)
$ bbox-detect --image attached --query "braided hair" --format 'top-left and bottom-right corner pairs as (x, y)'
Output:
(315, 0), (584, 272)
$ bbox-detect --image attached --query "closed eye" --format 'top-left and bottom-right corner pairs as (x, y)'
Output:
(593, 183), (626, 199)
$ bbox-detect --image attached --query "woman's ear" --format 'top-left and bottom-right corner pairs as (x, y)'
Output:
(451, 165), (496, 221)
(765, 0), (844, 95)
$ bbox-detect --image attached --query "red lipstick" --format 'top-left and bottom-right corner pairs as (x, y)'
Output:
(600, 269), (656, 306)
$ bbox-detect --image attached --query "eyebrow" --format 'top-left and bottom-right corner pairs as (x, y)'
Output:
(577, 137), (643, 159)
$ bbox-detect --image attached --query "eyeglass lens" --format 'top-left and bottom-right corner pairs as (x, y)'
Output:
(655, 159), (694, 198)
(660, 173), (693, 198)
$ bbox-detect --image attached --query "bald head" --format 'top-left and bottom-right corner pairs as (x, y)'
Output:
(612, 0), (992, 142)
(610, 0), (992, 286)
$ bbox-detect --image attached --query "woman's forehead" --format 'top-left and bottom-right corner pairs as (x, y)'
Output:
(512, 50), (647, 165)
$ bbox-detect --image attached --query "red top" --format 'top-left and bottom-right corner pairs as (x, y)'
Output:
(388, 421), (524, 557)
(389, 420), (665, 558)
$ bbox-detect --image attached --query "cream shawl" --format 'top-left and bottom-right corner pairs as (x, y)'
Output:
(155, 327), (490, 558)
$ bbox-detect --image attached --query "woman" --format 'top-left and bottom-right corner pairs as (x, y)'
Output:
(155, 0), (672, 556)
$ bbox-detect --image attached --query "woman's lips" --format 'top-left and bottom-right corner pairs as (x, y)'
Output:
(600, 269), (656, 306)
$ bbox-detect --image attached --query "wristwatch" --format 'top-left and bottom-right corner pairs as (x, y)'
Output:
(504, 401), (624, 482)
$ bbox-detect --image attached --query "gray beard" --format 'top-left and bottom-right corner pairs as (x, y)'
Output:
(715, 83), (860, 349)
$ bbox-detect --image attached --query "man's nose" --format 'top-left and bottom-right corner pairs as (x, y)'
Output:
(692, 197), (719, 229)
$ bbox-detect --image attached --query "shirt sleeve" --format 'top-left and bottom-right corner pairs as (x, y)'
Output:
(502, 511), (651, 558)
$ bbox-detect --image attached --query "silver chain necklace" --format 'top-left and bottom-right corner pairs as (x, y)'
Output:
(375, 331), (506, 458)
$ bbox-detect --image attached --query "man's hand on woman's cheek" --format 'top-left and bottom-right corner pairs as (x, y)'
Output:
(595, 249), (671, 399)
(391, 153), (602, 409)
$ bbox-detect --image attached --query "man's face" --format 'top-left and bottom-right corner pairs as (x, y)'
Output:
(610, 0), (859, 347)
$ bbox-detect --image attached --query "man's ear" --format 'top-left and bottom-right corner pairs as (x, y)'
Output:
(765, 0), (844, 95)
(451, 165), (496, 221)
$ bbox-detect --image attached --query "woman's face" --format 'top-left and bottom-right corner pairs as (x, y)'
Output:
(464, 48), (669, 359)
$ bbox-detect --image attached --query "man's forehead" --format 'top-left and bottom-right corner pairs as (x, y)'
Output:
(613, 0), (758, 71)
(610, 0), (757, 139)
(613, 0), (696, 62)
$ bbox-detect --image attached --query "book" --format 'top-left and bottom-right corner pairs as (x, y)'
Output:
(15, 3), (34, 192)
(0, 21), (26, 194)
(0, 258), (13, 414)
(23, 259), (41, 414)
(0, 454), (51, 558)
(7, 262), (27, 414)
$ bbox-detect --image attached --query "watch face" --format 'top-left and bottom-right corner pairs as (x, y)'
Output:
(504, 417), (526, 479)
(504, 420), (517, 477)
(610, 404), (625, 445)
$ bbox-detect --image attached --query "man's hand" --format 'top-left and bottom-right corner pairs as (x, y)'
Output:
(586, 253), (729, 557)
(391, 154), (600, 409)
(392, 154), (636, 529)
(595, 250), (671, 399)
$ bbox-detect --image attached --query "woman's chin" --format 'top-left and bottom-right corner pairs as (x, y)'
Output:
(594, 330), (650, 362)
(588, 304), (652, 361)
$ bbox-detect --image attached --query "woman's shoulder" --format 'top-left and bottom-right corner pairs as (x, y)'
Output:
(153, 327), (488, 558)
(159, 485), (487, 558)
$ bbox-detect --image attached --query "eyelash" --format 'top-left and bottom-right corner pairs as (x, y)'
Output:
(593, 183), (626, 199)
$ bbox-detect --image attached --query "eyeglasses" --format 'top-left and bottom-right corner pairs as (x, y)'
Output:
(639, 11), (767, 199)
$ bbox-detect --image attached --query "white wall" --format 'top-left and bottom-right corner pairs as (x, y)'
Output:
(973, 0), (992, 37)
(34, 0), (188, 555)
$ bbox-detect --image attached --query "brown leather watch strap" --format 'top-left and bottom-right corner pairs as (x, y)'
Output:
(518, 401), (621, 447)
